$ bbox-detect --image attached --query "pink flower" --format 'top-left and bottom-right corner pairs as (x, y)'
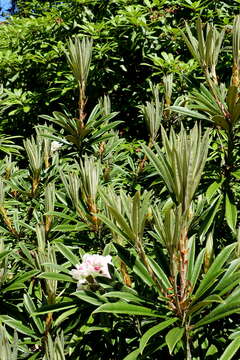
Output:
(70, 254), (112, 289)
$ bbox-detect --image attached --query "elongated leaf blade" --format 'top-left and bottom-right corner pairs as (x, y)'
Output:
(147, 256), (171, 291)
(140, 318), (178, 354)
(225, 194), (237, 233)
(55, 243), (79, 265)
(194, 287), (240, 328)
(0, 315), (36, 338)
(193, 243), (235, 301)
(219, 336), (240, 360)
(37, 272), (74, 282)
(170, 106), (209, 120)
(165, 327), (185, 355)
(73, 290), (106, 306)
(122, 349), (140, 360)
(93, 302), (163, 317)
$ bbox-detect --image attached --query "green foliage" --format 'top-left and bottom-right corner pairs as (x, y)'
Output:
(0, 0), (238, 137)
(0, 1), (239, 359)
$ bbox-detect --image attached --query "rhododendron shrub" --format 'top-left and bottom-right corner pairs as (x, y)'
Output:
(0, 3), (240, 359)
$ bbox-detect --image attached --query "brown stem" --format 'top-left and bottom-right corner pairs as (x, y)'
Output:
(0, 206), (19, 237)
(232, 62), (239, 87)
(137, 139), (153, 173)
(138, 154), (148, 173)
(88, 199), (100, 231)
(44, 312), (53, 337)
(32, 175), (40, 198)
(79, 83), (87, 128)
(169, 222), (191, 318)
(120, 260), (132, 287)
(170, 254), (183, 317)
(44, 293), (55, 340)
(45, 215), (52, 234)
(44, 154), (50, 169)
(179, 227), (188, 302)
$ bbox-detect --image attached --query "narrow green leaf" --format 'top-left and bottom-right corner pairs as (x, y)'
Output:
(24, 294), (44, 334)
(37, 272), (74, 282)
(107, 205), (135, 241)
(74, 290), (106, 306)
(206, 181), (222, 202)
(206, 344), (218, 356)
(97, 213), (130, 244)
(189, 248), (205, 293)
(52, 224), (88, 232)
(104, 291), (144, 304)
(219, 337), (240, 360)
(165, 327), (185, 355)
(55, 243), (79, 265)
(232, 99), (240, 123)
(199, 195), (222, 239)
(196, 18), (205, 61)
(14, 270), (39, 283)
(232, 170), (240, 179)
(181, 25), (199, 62)
(140, 318), (178, 354)
(170, 106), (209, 120)
(122, 348), (140, 360)
(0, 250), (10, 261)
(93, 302), (163, 317)
(33, 302), (76, 315)
(225, 194), (237, 233)
(0, 315), (36, 338)
(2, 282), (25, 292)
(194, 287), (240, 328)
(142, 143), (175, 198)
(213, 258), (240, 294)
(147, 256), (171, 291)
(40, 263), (70, 274)
(189, 294), (224, 315)
(187, 236), (195, 285)
(45, 211), (76, 221)
(54, 307), (78, 327)
(193, 243), (235, 301)
(28, 353), (40, 360)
